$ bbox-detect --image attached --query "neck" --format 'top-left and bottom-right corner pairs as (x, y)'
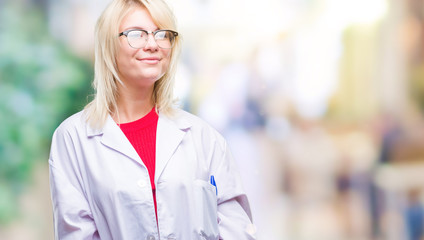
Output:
(114, 84), (155, 124)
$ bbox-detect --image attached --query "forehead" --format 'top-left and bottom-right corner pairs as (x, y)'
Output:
(119, 6), (157, 31)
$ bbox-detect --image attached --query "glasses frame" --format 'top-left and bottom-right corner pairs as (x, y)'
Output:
(118, 29), (179, 49)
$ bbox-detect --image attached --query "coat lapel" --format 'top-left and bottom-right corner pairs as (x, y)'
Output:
(88, 115), (142, 165)
(155, 112), (190, 182)
(86, 111), (191, 179)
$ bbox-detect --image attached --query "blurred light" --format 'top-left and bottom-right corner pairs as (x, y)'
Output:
(265, 117), (291, 141)
(255, 43), (285, 82)
(328, 0), (388, 26)
(346, 0), (388, 24)
(174, 64), (191, 104)
(290, 27), (342, 119)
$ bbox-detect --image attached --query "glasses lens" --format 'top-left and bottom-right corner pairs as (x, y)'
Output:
(154, 30), (175, 49)
(127, 30), (147, 48)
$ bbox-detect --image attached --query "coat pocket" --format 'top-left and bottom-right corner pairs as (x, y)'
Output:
(192, 179), (219, 240)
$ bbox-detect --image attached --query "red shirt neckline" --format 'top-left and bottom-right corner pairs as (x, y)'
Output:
(118, 107), (158, 131)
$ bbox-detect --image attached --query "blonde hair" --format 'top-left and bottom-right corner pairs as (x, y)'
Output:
(84, 0), (181, 129)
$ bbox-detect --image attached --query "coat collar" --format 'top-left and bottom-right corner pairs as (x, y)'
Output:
(155, 111), (191, 181)
(85, 110), (192, 181)
(92, 115), (140, 163)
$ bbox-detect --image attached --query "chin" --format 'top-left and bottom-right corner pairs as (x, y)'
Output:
(134, 74), (161, 85)
(140, 70), (165, 81)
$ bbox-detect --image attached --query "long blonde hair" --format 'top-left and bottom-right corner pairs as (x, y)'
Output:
(84, 0), (181, 129)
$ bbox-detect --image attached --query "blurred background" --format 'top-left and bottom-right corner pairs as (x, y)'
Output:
(1, 0), (424, 239)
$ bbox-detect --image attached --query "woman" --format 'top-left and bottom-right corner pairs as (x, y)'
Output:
(48, 0), (256, 239)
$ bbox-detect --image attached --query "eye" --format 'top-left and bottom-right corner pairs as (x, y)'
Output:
(128, 30), (146, 39)
(155, 31), (170, 40)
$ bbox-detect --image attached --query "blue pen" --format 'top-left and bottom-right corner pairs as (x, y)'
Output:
(210, 175), (217, 195)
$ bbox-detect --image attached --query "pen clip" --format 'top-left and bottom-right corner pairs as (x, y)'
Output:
(210, 175), (217, 196)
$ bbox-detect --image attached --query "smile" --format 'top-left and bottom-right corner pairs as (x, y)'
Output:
(137, 57), (161, 64)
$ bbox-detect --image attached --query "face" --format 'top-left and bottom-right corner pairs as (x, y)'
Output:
(116, 6), (171, 89)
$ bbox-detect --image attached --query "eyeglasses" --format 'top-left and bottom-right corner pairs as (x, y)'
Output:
(118, 29), (178, 49)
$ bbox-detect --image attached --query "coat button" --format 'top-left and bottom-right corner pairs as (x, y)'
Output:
(137, 179), (147, 188)
(146, 234), (155, 240)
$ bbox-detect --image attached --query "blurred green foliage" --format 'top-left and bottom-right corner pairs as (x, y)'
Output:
(0, 3), (93, 223)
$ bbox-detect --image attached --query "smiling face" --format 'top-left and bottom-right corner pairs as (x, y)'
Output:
(116, 6), (171, 90)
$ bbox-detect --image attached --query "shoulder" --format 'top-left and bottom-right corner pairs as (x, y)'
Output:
(52, 110), (87, 139)
(170, 108), (217, 131)
(49, 110), (88, 162)
(167, 108), (227, 148)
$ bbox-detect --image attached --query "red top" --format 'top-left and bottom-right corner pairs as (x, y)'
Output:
(119, 108), (159, 217)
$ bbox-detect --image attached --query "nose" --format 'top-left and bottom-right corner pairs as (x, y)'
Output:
(143, 33), (159, 51)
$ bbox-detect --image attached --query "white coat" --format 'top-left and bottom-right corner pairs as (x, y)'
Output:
(49, 108), (256, 240)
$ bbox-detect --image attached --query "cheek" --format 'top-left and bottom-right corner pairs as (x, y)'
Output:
(117, 48), (138, 72)
(116, 55), (128, 75)
(162, 50), (172, 68)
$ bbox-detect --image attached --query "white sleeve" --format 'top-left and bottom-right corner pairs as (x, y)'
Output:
(213, 140), (257, 240)
(49, 128), (100, 240)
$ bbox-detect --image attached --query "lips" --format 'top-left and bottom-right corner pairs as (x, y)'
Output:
(137, 56), (161, 64)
